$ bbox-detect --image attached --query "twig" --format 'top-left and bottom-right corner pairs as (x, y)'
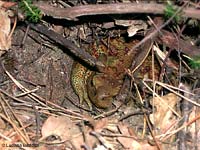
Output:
(90, 131), (113, 149)
(32, 104), (40, 144)
(94, 104), (122, 119)
(0, 132), (11, 141)
(0, 88), (30, 104)
(0, 94), (30, 142)
(20, 24), (30, 48)
(131, 75), (161, 149)
(0, 113), (29, 144)
(2, 61), (87, 120)
(128, 2), (188, 56)
(142, 80), (181, 118)
(148, 80), (200, 107)
(162, 113), (200, 140)
(15, 87), (39, 97)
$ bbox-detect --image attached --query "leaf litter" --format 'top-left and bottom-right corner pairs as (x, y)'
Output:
(0, 1), (199, 150)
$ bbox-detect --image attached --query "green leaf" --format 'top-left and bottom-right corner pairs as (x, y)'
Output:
(18, 0), (42, 23)
(164, 1), (181, 23)
(189, 56), (200, 69)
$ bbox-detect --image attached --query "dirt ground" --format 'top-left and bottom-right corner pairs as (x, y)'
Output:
(0, 1), (200, 150)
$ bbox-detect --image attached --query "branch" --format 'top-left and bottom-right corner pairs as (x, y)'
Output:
(29, 23), (105, 70)
(35, 2), (200, 20)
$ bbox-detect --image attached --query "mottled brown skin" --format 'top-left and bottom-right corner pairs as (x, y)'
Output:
(71, 37), (140, 109)
(87, 73), (122, 108)
(71, 62), (92, 109)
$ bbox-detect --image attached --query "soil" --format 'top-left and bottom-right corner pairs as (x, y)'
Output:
(0, 1), (200, 150)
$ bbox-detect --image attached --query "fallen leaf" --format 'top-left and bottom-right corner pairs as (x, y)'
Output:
(0, 118), (6, 129)
(116, 122), (157, 150)
(127, 23), (147, 37)
(118, 137), (157, 150)
(94, 118), (108, 132)
(0, 4), (11, 55)
(153, 45), (178, 71)
(14, 110), (35, 125)
(0, 1), (16, 9)
(118, 122), (133, 135)
(187, 107), (200, 145)
(94, 145), (108, 150)
(118, 137), (140, 150)
(40, 116), (79, 142)
(115, 19), (136, 27)
(40, 116), (98, 149)
(115, 19), (147, 37)
(149, 93), (178, 134)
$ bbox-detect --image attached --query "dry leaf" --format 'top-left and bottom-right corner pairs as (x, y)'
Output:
(153, 45), (178, 71)
(118, 122), (131, 135)
(118, 137), (157, 150)
(94, 145), (108, 150)
(115, 19), (147, 37)
(117, 122), (157, 150)
(40, 116), (79, 142)
(0, 1), (16, 8)
(118, 137), (140, 150)
(187, 107), (200, 146)
(78, 26), (86, 40)
(149, 93), (178, 134)
(0, 118), (6, 129)
(0, 4), (11, 55)
(40, 116), (98, 149)
(93, 118), (108, 132)
(115, 19), (136, 27)
(14, 110), (35, 124)
(127, 23), (147, 37)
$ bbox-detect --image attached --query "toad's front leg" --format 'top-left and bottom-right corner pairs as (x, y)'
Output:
(71, 62), (92, 110)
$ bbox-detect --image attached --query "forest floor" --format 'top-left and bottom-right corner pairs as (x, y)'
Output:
(0, 0), (200, 150)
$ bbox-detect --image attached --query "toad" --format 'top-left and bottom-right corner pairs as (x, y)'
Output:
(71, 37), (140, 109)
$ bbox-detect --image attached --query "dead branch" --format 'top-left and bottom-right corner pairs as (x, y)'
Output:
(35, 2), (200, 20)
(29, 23), (105, 70)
